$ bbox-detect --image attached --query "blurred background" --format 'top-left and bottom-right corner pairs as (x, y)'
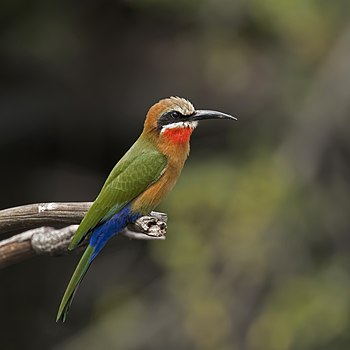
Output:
(1, 0), (350, 349)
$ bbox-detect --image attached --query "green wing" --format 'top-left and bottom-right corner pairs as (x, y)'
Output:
(69, 149), (167, 249)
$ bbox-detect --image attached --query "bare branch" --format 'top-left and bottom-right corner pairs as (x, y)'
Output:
(0, 203), (168, 268)
(0, 202), (92, 234)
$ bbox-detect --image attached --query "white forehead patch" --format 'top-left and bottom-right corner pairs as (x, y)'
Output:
(169, 96), (195, 116)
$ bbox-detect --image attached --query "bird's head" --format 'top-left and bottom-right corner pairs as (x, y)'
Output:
(143, 96), (236, 144)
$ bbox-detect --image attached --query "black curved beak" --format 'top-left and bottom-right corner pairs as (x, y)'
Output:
(191, 110), (237, 122)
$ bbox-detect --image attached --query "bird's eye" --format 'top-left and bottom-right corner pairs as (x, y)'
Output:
(157, 110), (185, 130)
(171, 111), (181, 119)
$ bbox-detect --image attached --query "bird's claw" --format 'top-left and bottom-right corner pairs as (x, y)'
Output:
(125, 215), (167, 240)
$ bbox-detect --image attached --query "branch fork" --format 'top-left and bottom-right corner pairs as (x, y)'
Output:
(0, 202), (168, 268)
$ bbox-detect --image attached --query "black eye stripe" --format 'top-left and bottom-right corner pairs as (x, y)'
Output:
(165, 110), (182, 119)
(157, 110), (186, 129)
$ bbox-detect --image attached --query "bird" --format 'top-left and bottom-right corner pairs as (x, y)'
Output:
(56, 96), (236, 322)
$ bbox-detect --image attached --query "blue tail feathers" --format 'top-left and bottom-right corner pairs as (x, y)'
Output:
(89, 204), (141, 262)
(56, 205), (141, 322)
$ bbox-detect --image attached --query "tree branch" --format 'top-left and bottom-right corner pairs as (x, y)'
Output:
(0, 202), (167, 268)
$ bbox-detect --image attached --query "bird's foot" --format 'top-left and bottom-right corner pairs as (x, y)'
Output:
(125, 213), (167, 240)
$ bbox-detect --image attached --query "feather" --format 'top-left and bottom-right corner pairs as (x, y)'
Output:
(68, 139), (167, 249)
(56, 245), (94, 322)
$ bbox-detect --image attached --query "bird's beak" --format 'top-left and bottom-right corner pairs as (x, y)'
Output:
(190, 110), (237, 122)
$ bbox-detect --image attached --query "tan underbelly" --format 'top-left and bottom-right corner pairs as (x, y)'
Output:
(133, 139), (189, 214)
(132, 170), (179, 214)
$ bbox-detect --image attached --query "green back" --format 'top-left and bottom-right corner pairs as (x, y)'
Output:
(69, 136), (167, 249)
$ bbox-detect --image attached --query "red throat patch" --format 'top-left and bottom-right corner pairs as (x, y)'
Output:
(163, 127), (194, 144)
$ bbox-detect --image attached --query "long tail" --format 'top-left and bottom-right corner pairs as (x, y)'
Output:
(56, 245), (94, 322)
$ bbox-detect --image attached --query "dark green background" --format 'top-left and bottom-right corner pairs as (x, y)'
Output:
(1, 1), (350, 349)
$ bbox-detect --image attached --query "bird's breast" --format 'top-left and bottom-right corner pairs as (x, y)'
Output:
(132, 139), (190, 214)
